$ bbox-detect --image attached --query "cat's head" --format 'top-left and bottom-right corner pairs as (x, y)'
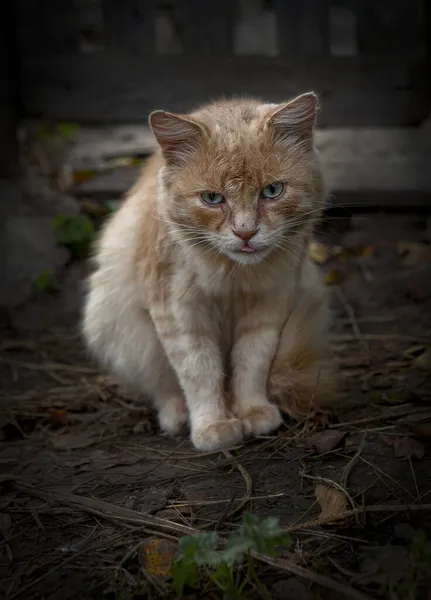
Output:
(150, 93), (325, 266)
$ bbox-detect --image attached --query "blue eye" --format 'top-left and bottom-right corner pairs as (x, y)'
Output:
(262, 182), (284, 199)
(201, 191), (225, 205)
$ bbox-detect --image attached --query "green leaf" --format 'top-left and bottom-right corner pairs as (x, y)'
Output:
(170, 556), (200, 595)
(239, 514), (292, 556)
(56, 122), (78, 140)
(52, 214), (95, 258)
(178, 532), (221, 566)
(34, 268), (59, 293)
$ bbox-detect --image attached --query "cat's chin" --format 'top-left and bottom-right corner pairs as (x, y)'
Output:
(226, 248), (270, 265)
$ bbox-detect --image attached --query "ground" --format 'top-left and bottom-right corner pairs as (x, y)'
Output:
(1, 210), (431, 600)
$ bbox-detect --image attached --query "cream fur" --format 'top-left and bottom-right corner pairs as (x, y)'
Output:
(82, 94), (335, 451)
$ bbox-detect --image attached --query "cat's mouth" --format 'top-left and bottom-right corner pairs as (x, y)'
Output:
(239, 243), (256, 253)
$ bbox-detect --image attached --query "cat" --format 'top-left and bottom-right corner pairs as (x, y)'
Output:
(82, 92), (335, 451)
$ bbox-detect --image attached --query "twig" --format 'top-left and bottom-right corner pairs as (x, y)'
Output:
(253, 552), (375, 600)
(221, 450), (253, 519)
(15, 484), (196, 537)
(284, 502), (431, 533)
(334, 288), (369, 353)
(0, 357), (98, 374)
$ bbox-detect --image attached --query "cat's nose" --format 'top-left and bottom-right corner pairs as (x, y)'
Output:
(232, 228), (259, 242)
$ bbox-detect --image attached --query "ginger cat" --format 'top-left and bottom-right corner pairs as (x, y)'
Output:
(82, 93), (335, 451)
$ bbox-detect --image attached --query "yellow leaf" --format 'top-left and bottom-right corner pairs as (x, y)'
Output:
(358, 245), (376, 258)
(308, 241), (330, 264)
(324, 269), (343, 285)
(107, 156), (142, 169)
(396, 241), (431, 267)
(73, 170), (97, 184)
(315, 484), (348, 523)
(139, 537), (177, 578)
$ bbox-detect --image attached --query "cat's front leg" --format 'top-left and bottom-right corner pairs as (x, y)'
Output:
(231, 309), (284, 437)
(150, 304), (243, 452)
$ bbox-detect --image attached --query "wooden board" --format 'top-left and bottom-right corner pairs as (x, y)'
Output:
(0, 3), (20, 177)
(68, 126), (431, 208)
(20, 53), (429, 126)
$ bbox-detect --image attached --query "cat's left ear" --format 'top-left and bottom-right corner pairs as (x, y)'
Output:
(267, 92), (318, 146)
(149, 110), (206, 166)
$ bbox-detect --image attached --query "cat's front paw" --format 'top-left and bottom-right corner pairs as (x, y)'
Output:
(158, 395), (189, 436)
(239, 404), (283, 437)
(191, 419), (244, 451)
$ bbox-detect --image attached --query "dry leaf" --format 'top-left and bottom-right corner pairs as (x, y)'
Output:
(50, 432), (96, 450)
(324, 269), (343, 285)
(358, 245), (376, 258)
(393, 436), (424, 460)
(139, 537), (177, 578)
(404, 344), (426, 358)
(409, 422), (431, 439)
(315, 484), (348, 522)
(72, 170), (97, 184)
(396, 241), (431, 267)
(80, 199), (109, 217)
(50, 409), (68, 429)
(305, 430), (346, 454)
(413, 348), (431, 371)
(107, 156), (142, 169)
(308, 241), (330, 264)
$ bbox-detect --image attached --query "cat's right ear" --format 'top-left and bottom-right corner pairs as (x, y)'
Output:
(149, 111), (205, 166)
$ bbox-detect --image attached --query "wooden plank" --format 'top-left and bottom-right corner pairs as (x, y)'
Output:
(68, 126), (431, 210)
(102, 0), (156, 54)
(20, 53), (430, 127)
(0, 3), (20, 177)
(17, 0), (78, 53)
(177, 0), (234, 56)
(356, 0), (423, 54)
(275, 0), (300, 56)
(295, 0), (330, 56)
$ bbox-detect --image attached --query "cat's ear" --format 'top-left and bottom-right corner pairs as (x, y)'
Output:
(267, 92), (318, 146)
(149, 110), (205, 165)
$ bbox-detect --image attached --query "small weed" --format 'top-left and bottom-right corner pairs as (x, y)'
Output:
(53, 214), (95, 258)
(171, 513), (292, 599)
(390, 530), (431, 600)
(34, 268), (60, 293)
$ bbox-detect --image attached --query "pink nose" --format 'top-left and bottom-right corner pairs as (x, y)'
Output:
(232, 228), (259, 243)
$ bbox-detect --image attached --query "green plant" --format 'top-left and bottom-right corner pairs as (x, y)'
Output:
(53, 214), (95, 258)
(170, 514), (292, 599)
(34, 268), (60, 293)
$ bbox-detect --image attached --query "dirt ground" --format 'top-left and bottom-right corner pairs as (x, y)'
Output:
(1, 212), (431, 600)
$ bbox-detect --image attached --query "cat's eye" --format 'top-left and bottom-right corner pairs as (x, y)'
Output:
(261, 182), (284, 199)
(201, 191), (225, 205)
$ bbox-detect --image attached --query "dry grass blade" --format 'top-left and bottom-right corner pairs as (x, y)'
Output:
(221, 449), (253, 519)
(15, 484), (195, 536)
(253, 552), (375, 600)
(284, 501), (431, 533)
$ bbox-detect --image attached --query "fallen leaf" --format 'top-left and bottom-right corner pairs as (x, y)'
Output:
(404, 344), (427, 358)
(50, 409), (68, 428)
(80, 199), (109, 217)
(139, 537), (178, 578)
(315, 484), (349, 523)
(305, 430), (346, 454)
(409, 422), (431, 439)
(358, 245), (376, 258)
(324, 269), (344, 285)
(308, 241), (330, 264)
(72, 170), (97, 184)
(51, 432), (96, 450)
(107, 156), (142, 169)
(393, 436), (424, 460)
(413, 348), (431, 371)
(396, 241), (431, 267)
